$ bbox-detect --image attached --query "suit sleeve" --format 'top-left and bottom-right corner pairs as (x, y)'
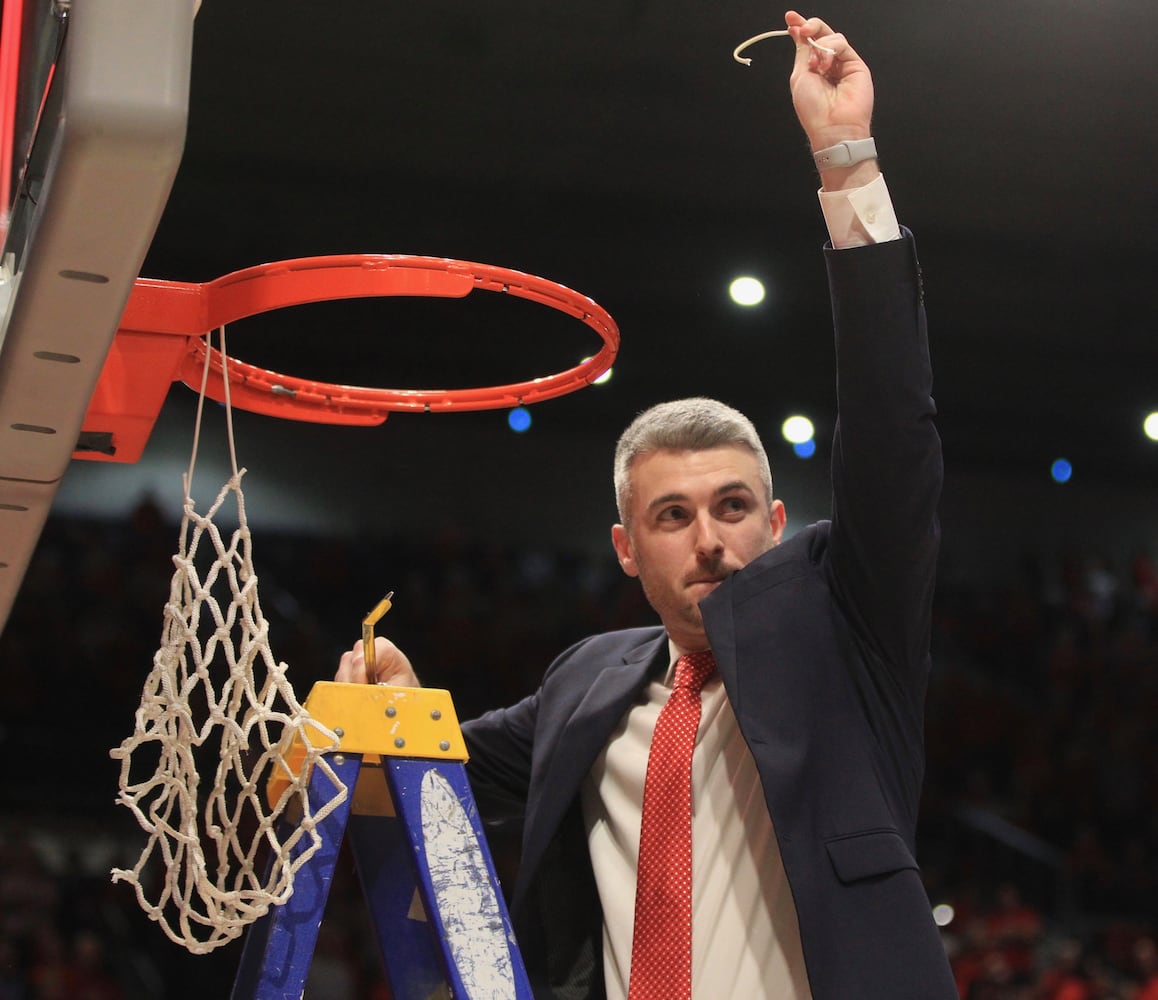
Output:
(823, 230), (942, 697)
(462, 692), (539, 830)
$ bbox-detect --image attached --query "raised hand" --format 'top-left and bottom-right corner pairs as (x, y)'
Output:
(785, 11), (875, 153)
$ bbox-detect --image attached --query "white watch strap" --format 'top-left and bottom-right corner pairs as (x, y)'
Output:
(812, 137), (877, 171)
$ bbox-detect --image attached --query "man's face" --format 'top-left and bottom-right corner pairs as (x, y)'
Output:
(611, 445), (786, 652)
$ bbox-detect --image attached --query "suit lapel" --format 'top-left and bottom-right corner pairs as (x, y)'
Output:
(518, 632), (667, 891)
(701, 534), (809, 708)
(562, 642), (661, 737)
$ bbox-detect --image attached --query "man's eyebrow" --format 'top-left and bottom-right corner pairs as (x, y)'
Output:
(715, 480), (757, 497)
(646, 491), (689, 513)
(644, 481), (757, 513)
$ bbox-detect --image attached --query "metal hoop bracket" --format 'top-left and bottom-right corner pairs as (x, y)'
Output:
(78, 254), (620, 463)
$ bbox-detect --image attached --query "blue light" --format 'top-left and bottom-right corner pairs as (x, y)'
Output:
(793, 439), (817, 459)
(1050, 458), (1072, 483)
(508, 407), (532, 433)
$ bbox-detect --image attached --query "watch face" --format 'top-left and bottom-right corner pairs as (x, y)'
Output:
(816, 145), (851, 169)
(815, 139), (875, 169)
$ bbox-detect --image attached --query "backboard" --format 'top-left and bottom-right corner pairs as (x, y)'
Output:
(0, 0), (193, 633)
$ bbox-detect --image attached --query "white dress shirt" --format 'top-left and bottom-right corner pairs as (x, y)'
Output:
(581, 643), (812, 1000)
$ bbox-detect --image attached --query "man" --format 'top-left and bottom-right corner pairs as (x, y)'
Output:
(337, 10), (957, 998)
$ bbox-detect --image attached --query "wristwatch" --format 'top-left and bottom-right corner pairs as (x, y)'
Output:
(812, 137), (877, 170)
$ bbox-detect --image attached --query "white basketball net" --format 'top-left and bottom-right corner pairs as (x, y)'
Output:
(110, 328), (348, 953)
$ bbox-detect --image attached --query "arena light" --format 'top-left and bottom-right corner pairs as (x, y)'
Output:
(1144, 411), (1158, 442)
(508, 407), (532, 433)
(729, 275), (765, 307)
(781, 415), (815, 444)
(1050, 458), (1073, 484)
(932, 903), (955, 927)
(581, 357), (613, 385)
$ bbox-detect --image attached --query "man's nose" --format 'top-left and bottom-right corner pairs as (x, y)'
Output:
(693, 512), (724, 558)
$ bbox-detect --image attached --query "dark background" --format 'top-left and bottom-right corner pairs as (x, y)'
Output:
(139, 0), (1158, 487)
(49, 0), (1158, 575)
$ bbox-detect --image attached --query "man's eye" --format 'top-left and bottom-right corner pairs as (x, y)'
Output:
(720, 497), (748, 515)
(657, 506), (687, 522)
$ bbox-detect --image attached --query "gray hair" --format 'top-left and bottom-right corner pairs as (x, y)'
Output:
(613, 397), (773, 525)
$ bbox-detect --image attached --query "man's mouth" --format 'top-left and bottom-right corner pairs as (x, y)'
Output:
(687, 575), (727, 592)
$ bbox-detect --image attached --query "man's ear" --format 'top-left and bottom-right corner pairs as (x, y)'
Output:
(770, 499), (787, 544)
(611, 524), (639, 577)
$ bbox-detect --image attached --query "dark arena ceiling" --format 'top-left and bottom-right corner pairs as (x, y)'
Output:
(135, 0), (1158, 501)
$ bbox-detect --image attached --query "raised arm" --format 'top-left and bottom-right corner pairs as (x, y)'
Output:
(787, 11), (941, 694)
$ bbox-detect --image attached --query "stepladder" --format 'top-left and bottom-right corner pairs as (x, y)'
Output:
(231, 681), (535, 1000)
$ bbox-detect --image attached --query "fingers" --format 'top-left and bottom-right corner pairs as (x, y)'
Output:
(336, 639), (369, 683)
(334, 636), (386, 684)
(785, 10), (827, 48)
(785, 11), (833, 43)
(334, 636), (419, 687)
(807, 34), (844, 75)
(785, 12), (856, 71)
(792, 26), (847, 66)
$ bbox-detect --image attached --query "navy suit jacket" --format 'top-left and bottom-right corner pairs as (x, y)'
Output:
(462, 232), (958, 1000)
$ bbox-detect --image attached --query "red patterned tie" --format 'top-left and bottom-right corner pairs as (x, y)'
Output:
(627, 650), (717, 1000)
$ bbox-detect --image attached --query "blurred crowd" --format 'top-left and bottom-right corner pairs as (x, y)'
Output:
(0, 497), (1155, 998)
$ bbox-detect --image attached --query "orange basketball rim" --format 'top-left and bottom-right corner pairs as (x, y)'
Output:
(79, 254), (620, 463)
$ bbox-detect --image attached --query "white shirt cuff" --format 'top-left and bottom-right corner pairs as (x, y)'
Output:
(817, 173), (902, 249)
